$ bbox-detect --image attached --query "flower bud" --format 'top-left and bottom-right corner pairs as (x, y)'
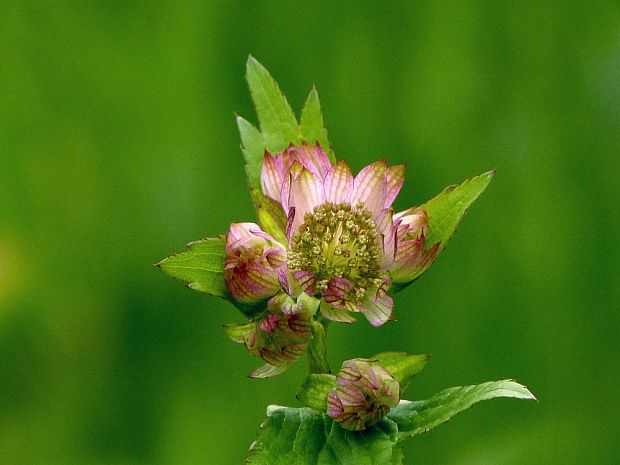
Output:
(390, 209), (439, 284)
(224, 223), (287, 303)
(244, 299), (314, 371)
(327, 358), (400, 431)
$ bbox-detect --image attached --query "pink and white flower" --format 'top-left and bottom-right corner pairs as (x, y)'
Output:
(224, 143), (439, 327)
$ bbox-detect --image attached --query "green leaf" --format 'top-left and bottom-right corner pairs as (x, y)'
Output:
(418, 170), (495, 250)
(247, 405), (403, 465)
(246, 55), (301, 154)
(372, 352), (429, 391)
(300, 87), (335, 162)
(239, 57), (334, 196)
(237, 116), (266, 190)
(297, 374), (336, 411)
(257, 206), (287, 244)
(388, 379), (536, 440)
(222, 321), (256, 343)
(251, 188), (287, 244)
(156, 237), (227, 297)
(250, 363), (290, 379)
(157, 237), (266, 318)
(248, 380), (535, 464)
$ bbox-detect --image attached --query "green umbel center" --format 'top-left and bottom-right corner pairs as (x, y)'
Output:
(288, 202), (382, 300)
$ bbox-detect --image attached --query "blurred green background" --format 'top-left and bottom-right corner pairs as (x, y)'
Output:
(1, 2), (619, 464)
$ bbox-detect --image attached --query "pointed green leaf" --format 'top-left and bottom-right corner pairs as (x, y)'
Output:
(372, 352), (429, 391)
(156, 237), (227, 297)
(257, 207), (288, 245)
(247, 405), (403, 465)
(239, 59), (335, 196)
(237, 116), (266, 189)
(297, 373), (336, 411)
(387, 379), (536, 440)
(250, 363), (290, 379)
(246, 56), (301, 154)
(251, 188), (287, 244)
(222, 321), (256, 343)
(418, 170), (494, 250)
(300, 87), (334, 162)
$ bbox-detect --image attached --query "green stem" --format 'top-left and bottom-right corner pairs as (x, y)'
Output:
(307, 320), (331, 374)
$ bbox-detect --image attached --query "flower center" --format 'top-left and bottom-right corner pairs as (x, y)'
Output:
(288, 202), (382, 299)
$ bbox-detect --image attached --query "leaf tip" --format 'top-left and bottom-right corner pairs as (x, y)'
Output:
(266, 404), (284, 416)
(246, 54), (265, 74)
(521, 383), (538, 401)
(505, 379), (537, 402)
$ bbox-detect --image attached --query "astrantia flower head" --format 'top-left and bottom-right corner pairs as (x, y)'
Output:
(219, 142), (442, 375)
(158, 59), (528, 456)
(327, 358), (400, 431)
(237, 142), (439, 326)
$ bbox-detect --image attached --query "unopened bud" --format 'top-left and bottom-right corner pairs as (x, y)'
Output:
(327, 358), (400, 431)
(224, 223), (286, 303)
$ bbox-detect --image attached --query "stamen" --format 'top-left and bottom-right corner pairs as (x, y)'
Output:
(288, 202), (381, 302)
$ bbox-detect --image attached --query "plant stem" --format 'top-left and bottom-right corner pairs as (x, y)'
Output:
(307, 320), (331, 374)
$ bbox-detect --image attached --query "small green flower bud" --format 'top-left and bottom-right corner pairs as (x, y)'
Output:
(327, 358), (400, 431)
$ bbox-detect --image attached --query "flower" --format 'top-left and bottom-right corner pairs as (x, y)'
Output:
(223, 142), (439, 327)
(327, 358), (400, 431)
(224, 222), (287, 303)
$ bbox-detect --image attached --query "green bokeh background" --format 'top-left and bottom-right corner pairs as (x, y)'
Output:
(1, 2), (618, 464)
